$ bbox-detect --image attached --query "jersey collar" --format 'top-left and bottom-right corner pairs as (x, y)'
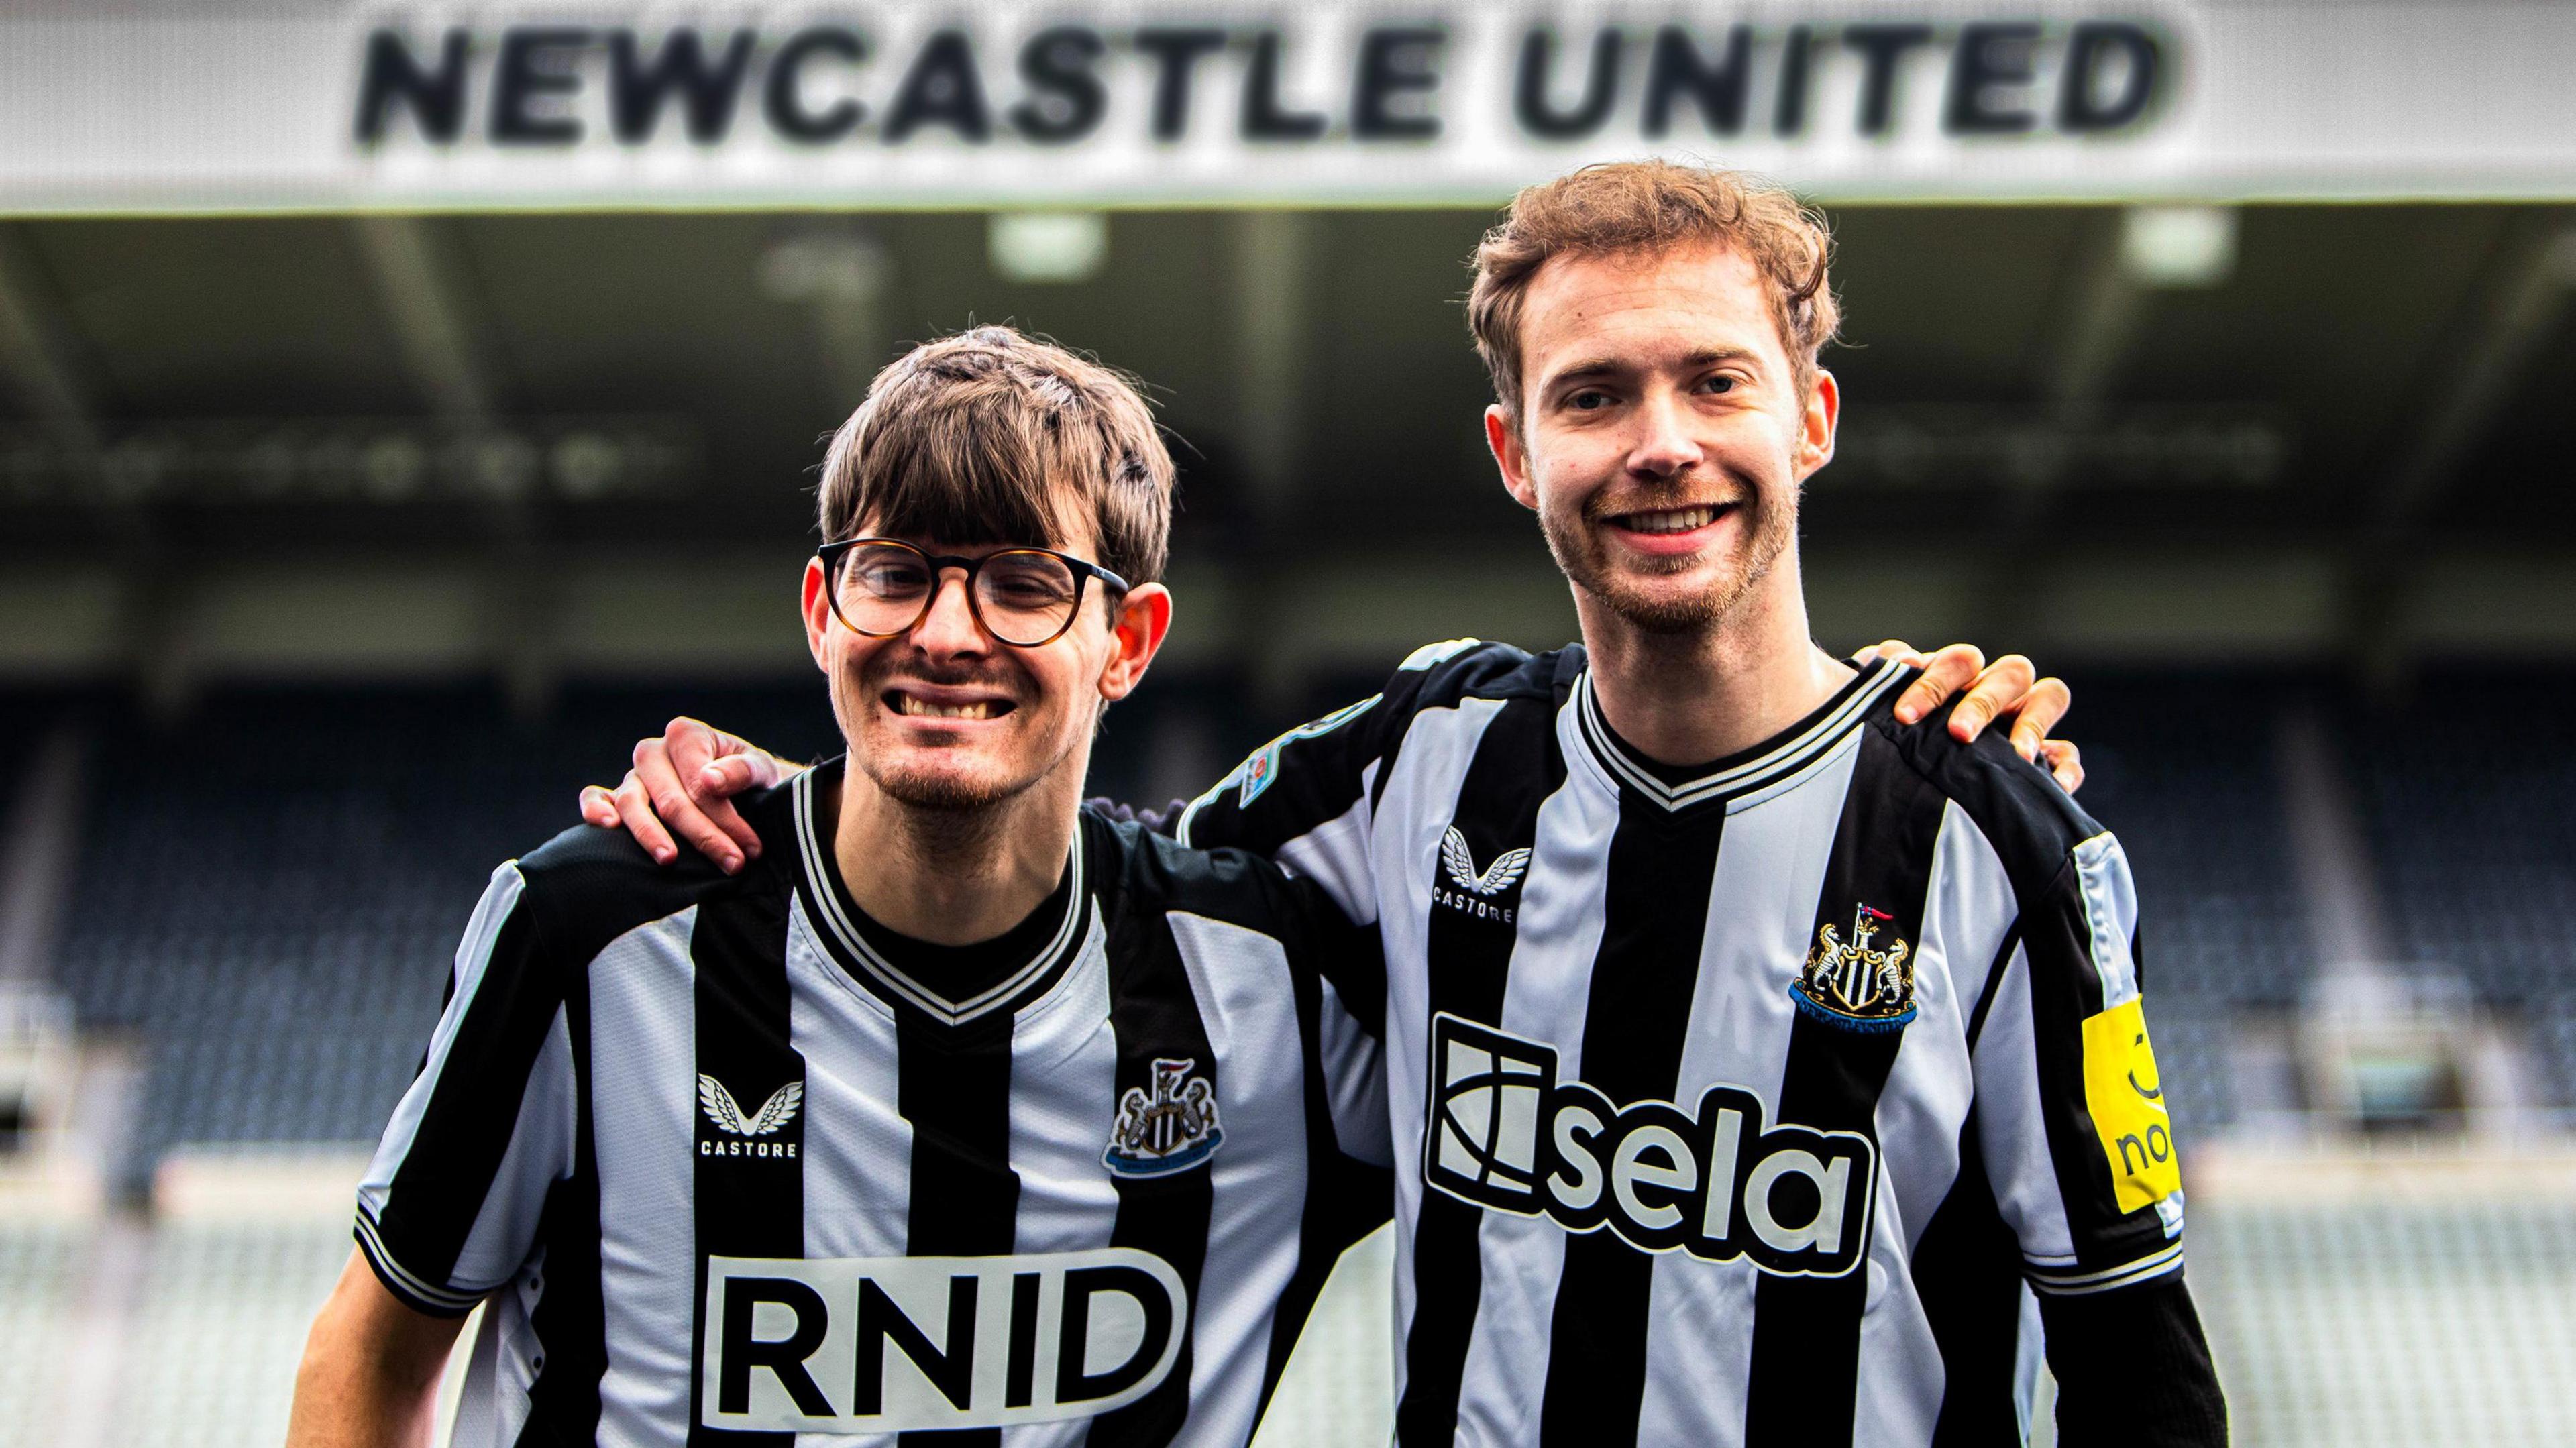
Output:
(787, 760), (1094, 1027)
(1573, 653), (1911, 812)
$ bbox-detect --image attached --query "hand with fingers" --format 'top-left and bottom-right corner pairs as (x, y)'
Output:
(1851, 640), (2085, 794)
(577, 718), (798, 875)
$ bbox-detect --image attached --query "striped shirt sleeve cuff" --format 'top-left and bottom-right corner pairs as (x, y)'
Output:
(354, 1205), (495, 1318)
(2024, 1239), (2186, 1297)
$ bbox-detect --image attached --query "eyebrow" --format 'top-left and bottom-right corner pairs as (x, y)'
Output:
(1540, 347), (1761, 394)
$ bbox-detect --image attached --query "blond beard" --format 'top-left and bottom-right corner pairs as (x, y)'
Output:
(1540, 486), (1795, 634)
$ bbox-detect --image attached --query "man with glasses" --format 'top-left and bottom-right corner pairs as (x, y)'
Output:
(584, 162), (2220, 1447)
(290, 329), (1401, 1445)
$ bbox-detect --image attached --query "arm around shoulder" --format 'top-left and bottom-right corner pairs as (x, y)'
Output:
(287, 1246), (468, 1448)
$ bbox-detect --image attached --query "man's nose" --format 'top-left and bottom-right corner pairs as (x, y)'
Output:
(908, 570), (989, 657)
(1629, 390), (1705, 480)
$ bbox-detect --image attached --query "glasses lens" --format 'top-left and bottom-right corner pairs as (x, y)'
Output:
(974, 551), (1083, 645)
(835, 543), (936, 635)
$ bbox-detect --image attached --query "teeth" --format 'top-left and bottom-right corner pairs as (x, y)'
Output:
(1623, 506), (1719, 534)
(895, 695), (998, 720)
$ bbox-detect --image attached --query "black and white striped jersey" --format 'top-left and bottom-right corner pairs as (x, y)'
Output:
(1179, 641), (2213, 1447)
(356, 757), (1392, 1447)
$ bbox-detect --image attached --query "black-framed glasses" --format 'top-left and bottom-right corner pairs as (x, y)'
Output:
(817, 538), (1130, 648)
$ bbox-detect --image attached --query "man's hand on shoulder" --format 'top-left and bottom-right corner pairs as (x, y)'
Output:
(1854, 640), (2085, 794)
(577, 717), (796, 875)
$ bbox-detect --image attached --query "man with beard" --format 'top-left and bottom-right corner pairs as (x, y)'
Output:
(586, 162), (2222, 1445)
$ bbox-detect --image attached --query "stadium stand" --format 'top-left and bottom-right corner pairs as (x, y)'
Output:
(2353, 669), (2576, 1107)
(111, 1217), (354, 1448)
(2029, 674), (2326, 1131)
(0, 1220), (89, 1436)
(2196, 1194), (2576, 1445)
(44, 684), (843, 1188)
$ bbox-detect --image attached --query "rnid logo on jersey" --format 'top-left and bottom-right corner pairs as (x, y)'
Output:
(698, 1249), (1185, 1431)
(1425, 1014), (1876, 1278)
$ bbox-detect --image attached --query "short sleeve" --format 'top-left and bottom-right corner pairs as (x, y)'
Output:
(1973, 832), (2188, 1298)
(354, 862), (578, 1316)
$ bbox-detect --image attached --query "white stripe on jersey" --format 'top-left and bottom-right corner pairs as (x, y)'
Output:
(1171, 910), (1313, 1445)
(583, 909), (702, 1442)
(1271, 783), (1379, 926)
(1631, 742), (1856, 1448)
(1970, 939), (2076, 1270)
(2072, 831), (2141, 1007)
(786, 894), (912, 1263)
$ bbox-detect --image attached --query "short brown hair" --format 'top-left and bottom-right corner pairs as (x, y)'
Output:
(817, 326), (1175, 584)
(1466, 161), (1841, 420)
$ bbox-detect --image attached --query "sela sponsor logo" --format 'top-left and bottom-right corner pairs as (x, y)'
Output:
(1424, 1014), (1877, 1278)
(1790, 903), (1918, 1033)
(1433, 826), (1531, 922)
(1103, 1058), (1222, 1178)
(699, 1073), (803, 1158)
(700, 1249), (1186, 1432)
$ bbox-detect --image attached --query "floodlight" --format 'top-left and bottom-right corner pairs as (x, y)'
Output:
(989, 211), (1109, 283)
(2120, 205), (2238, 288)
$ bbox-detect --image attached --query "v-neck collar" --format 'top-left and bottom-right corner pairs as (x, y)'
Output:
(1572, 654), (1910, 812)
(786, 760), (1093, 1027)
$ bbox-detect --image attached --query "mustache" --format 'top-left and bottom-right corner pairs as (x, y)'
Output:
(1583, 490), (1751, 522)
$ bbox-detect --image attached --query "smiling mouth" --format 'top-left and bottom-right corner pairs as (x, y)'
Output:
(885, 691), (1016, 721)
(1606, 502), (1733, 535)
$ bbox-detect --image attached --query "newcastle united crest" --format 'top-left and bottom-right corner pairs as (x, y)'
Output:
(1791, 904), (1917, 1032)
(1104, 1057), (1224, 1178)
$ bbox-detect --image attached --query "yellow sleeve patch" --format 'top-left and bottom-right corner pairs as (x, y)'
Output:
(2080, 997), (2182, 1215)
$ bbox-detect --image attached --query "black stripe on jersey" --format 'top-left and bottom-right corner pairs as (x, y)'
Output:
(2021, 858), (2169, 1278)
(1963, 924), (2025, 1051)
(1254, 905), (1395, 1423)
(1743, 729), (1952, 1447)
(1536, 797), (1727, 1447)
(368, 901), (556, 1311)
(894, 1009), (1020, 1448)
(1396, 691), (1568, 1448)
(1086, 879), (1220, 1448)
(690, 887), (806, 1448)
(521, 968), (605, 1439)
(1912, 1106), (2027, 1447)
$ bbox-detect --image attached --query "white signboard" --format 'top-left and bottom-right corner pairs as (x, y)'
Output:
(0, 0), (2569, 211)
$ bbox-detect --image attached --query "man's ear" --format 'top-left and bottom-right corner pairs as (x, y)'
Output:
(1796, 368), (1840, 481)
(1487, 404), (1538, 512)
(1098, 582), (1173, 702)
(801, 558), (836, 672)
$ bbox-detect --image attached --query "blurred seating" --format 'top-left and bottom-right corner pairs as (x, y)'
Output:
(44, 684), (839, 1186)
(2061, 675), (2326, 1130)
(0, 1221), (87, 1437)
(2193, 1196), (2576, 1444)
(111, 1217), (353, 1448)
(2353, 669), (2576, 1106)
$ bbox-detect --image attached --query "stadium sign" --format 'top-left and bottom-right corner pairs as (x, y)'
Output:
(0, 0), (2568, 210)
